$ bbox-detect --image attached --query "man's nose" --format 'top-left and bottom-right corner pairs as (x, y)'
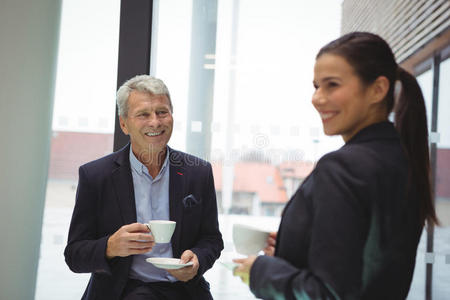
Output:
(147, 112), (161, 127)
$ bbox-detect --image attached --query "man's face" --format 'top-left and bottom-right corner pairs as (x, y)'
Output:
(119, 91), (173, 161)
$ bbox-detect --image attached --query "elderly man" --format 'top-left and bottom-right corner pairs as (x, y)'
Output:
(64, 75), (223, 300)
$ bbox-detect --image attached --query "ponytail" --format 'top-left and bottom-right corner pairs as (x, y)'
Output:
(394, 67), (439, 226)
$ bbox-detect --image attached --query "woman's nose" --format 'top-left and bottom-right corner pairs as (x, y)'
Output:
(312, 89), (324, 106)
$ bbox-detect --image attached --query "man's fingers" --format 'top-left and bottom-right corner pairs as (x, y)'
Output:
(128, 240), (154, 248)
(106, 223), (154, 259)
(127, 232), (154, 242)
(128, 247), (153, 255)
(180, 250), (194, 264)
(167, 251), (199, 281)
(167, 266), (195, 282)
(123, 222), (150, 233)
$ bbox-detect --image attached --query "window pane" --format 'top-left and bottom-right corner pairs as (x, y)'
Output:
(406, 67), (434, 300)
(34, 0), (120, 299)
(417, 68), (433, 132)
(409, 57), (450, 300)
(151, 0), (342, 298)
(433, 56), (450, 298)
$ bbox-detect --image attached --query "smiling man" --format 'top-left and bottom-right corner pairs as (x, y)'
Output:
(64, 75), (223, 300)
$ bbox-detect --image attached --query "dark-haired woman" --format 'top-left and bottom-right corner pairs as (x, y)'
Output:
(233, 32), (439, 300)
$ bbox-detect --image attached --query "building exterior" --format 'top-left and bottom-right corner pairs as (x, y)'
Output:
(341, 0), (450, 71)
(279, 161), (315, 199)
(213, 161), (313, 216)
(48, 131), (114, 180)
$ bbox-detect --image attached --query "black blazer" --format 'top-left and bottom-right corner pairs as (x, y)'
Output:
(250, 122), (423, 300)
(64, 145), (224, 300)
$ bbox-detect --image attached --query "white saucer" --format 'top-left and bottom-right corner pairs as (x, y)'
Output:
(146, 257), (193, 270)
(219, 261), (238, 271)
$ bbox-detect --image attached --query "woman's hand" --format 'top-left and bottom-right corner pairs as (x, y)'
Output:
(263, 231), (277, 256)
(232, 255), (257, 285)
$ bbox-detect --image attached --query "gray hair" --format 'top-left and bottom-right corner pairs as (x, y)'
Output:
(116, 75), (172, 118)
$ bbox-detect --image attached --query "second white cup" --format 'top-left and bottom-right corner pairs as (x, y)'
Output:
(147, 220), (176, 243)
(232, 223), (270, 255)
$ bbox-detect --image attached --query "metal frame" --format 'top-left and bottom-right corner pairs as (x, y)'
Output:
(425, 52), (440, 300)
(113, 0), (154, 151)
(414, 44), (450, 300)
(112, 2), (450, 299)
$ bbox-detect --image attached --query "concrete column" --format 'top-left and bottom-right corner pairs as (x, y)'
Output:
(185, 0), (218, 159)
(0, 1), (61, 299)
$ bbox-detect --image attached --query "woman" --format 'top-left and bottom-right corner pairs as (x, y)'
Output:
(233, 32), (439, 299)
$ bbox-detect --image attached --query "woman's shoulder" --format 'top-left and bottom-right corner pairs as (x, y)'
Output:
(315, 144), (381, 180)
(320, 143), (378, 163)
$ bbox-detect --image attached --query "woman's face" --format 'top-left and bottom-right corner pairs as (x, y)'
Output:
(312, 53), (379, 142)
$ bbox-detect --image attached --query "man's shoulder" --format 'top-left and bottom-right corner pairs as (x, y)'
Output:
(169, 148), (211, 169)
(80, 145), (128, 172)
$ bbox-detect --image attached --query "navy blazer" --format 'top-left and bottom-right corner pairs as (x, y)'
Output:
(250, 122), (423, 300)
(64, 145), (224, 300)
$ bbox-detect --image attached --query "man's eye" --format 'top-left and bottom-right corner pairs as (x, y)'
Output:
(157, 111), (168, 116)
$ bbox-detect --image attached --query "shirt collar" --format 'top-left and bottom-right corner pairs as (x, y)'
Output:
(129, 145), (170, 177)
(345, 121), (398, 145)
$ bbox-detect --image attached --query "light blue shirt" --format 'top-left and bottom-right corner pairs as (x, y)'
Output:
(128, 146), (176, 282)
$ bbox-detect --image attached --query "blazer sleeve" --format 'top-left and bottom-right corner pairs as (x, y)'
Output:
(190, 163), (224, 277)
(250, 151), (370, 299)
(64, 166), (114, 275)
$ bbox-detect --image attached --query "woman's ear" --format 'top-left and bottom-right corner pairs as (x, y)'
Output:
(370, 76), (390, 104)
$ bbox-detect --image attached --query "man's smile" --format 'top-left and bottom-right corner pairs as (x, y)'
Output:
(145, 131), (164, 137)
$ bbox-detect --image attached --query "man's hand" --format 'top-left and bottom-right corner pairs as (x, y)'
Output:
(106, 223), (154, 259)
(166, 250), (199, 282)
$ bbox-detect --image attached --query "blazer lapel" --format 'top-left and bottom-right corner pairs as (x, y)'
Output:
(112, 145), (137, 225)
(169, 149), (186, 255)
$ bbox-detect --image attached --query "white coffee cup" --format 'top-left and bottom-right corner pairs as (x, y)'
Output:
(232, 223), (270, 255)
(147, 220), (176, 243)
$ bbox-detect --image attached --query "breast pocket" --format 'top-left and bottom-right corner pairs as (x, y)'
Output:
(181, 196), (203, 236)
(182, 194), (202, 208)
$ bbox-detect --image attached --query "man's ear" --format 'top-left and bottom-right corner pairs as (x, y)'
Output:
(119, 116), (129, 135)
(370, 76), (390, 104)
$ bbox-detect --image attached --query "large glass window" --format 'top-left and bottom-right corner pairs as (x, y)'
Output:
(407, 68), (434, 300)
(34, 0), (449, 299)
(150, 0), (342, 298)
(410, 55), (450, 300)
(34, 0), (120, 299)
(416, 69), (433, 132)
(433, 56), (450, 298)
